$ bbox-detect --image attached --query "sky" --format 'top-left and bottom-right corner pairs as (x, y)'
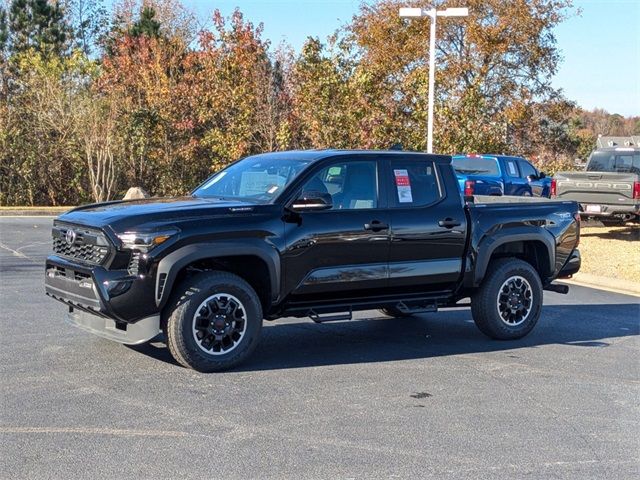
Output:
(184, 0), (639, 116)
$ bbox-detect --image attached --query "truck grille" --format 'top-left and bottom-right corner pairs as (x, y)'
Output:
(52, 224), (111, 265)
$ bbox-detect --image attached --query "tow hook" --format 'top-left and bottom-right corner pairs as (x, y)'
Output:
(544, 283), (569, 294)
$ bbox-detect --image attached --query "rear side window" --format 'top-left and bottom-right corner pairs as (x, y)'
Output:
(387, 159), (441, 207)
(588, 152), (640, 174)
(504, 159), (520, 177)
(519, 160), (537, 178)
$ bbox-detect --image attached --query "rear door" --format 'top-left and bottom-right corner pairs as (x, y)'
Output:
(282, 155), (391, 299)
(501, 157), (530, 196)
(385, 155), (467, 293)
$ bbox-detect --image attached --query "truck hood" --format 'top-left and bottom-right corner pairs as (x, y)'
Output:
(57, 196), (267, 231)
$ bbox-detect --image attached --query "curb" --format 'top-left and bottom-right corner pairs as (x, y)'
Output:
(559, 273), (640, 298)
(0, 207), (74, 216)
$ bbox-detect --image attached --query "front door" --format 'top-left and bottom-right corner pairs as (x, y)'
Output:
(282, 156), (390, 300)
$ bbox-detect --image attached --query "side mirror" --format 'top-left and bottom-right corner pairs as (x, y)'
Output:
(291, 191), (333, 211)
(539, 172), (546, 179)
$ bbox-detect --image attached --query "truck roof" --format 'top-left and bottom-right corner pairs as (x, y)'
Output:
(247, 149), (452, 163)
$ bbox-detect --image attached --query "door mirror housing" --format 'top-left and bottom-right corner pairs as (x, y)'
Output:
(538, 172), (546, 179)
(291, 191), (333, 211)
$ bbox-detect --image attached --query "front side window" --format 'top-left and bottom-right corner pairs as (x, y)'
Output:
(519, 160), (537, 178)
(388, 159), (441, 207)
(193, 156), (312, 203)
(299, 160), (378, 210)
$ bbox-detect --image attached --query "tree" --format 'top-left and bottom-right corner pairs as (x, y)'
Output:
(79, 95), (119, 202)
(4, 0), (71, 57)
(290, 37), (360, 149)
(332, 0), (575, 153)
(129, 6), (160, 38)
(63, 0), (109, 56)
(0, 7), (8, 54)
(0, 50), (96, 205)
(181, 9), (285, 172)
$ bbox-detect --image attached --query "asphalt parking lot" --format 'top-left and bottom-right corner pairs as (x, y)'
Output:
(1, 216), (639, 479)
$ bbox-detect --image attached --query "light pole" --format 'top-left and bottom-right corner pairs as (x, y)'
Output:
(399, 6), (469, 153)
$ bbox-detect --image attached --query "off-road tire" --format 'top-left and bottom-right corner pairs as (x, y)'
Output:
(471, 258), (542, 340)
(164, 271), (263, 372)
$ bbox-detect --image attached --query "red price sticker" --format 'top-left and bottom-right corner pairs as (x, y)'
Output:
(394, 169), (410, 186)
(393, 169), (413, 203)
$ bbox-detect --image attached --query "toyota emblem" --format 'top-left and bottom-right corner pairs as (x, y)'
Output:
(65, 229), (77, 245)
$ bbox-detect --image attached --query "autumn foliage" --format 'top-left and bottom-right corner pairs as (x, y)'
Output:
(0, 0), (638, 206)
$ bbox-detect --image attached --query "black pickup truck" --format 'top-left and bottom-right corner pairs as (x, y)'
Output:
(45, 150), (581, 371)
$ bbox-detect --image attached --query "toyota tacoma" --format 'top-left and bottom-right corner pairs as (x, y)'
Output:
(45, 150), (581, 371)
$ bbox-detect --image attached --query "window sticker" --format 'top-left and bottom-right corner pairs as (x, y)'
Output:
(394, 169), (413, 203)
(238, 172), (284, 196)
(507, 161), (518, 176)
(353, 199), (374, 209)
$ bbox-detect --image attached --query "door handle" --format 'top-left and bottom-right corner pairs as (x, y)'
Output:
(364, 220), (389, 232)
(438, 218), (461, 229)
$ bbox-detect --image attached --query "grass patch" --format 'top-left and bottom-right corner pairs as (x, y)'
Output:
(578, 223), (640, 283)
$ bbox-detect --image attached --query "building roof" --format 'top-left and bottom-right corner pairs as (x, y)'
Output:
(596, 136), (640, 148)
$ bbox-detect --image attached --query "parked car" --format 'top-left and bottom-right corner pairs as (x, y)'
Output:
(45, 150), (581, 372)
(452, 154), (551, 197)
(553, 146), (640, 225)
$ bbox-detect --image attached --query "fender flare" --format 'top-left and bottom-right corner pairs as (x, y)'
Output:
(155, 240), (281, 309)
(473, 226), (555, 286)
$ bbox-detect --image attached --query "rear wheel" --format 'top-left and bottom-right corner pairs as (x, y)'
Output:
(471, 258), (542, 340)
(165, 271), (263, 372)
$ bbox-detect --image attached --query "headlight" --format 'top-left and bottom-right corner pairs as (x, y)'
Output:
(116, 228), (179, 252)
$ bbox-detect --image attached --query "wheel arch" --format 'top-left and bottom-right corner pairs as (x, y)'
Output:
(156, 241), (281, 312)
(472, 228), (555, 286)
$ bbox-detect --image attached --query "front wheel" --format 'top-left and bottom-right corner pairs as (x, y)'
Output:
(164, 271), (263, 372)
(471, 258), (542, 340)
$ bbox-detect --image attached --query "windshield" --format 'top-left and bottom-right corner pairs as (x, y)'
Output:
(452, 157), (500, 176)
(193, 156), (312, 202)
(587, 151), (640, 174)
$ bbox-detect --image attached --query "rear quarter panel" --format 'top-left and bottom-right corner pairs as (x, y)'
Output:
(467, 197), (580, 285)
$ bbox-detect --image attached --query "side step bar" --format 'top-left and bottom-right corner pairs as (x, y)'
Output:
(395, 300), (438, 315)
(308, 308), (352, 323)
(307, 299), (440, 323)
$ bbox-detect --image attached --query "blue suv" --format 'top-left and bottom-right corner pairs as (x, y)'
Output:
(452, 154), (551, 198)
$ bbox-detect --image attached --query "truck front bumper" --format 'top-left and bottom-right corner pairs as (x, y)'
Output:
(45, 255), (161, 344)
(66, 310), (159, 345)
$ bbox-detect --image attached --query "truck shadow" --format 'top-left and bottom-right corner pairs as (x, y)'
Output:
(130, 303), (639, 371)
(580, 225), (639, 241)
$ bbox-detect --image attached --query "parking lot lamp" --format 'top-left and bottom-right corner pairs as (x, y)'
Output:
(399, 6), (469, 153)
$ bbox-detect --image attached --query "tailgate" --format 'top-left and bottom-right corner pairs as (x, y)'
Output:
(554, 171), (638, 204)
